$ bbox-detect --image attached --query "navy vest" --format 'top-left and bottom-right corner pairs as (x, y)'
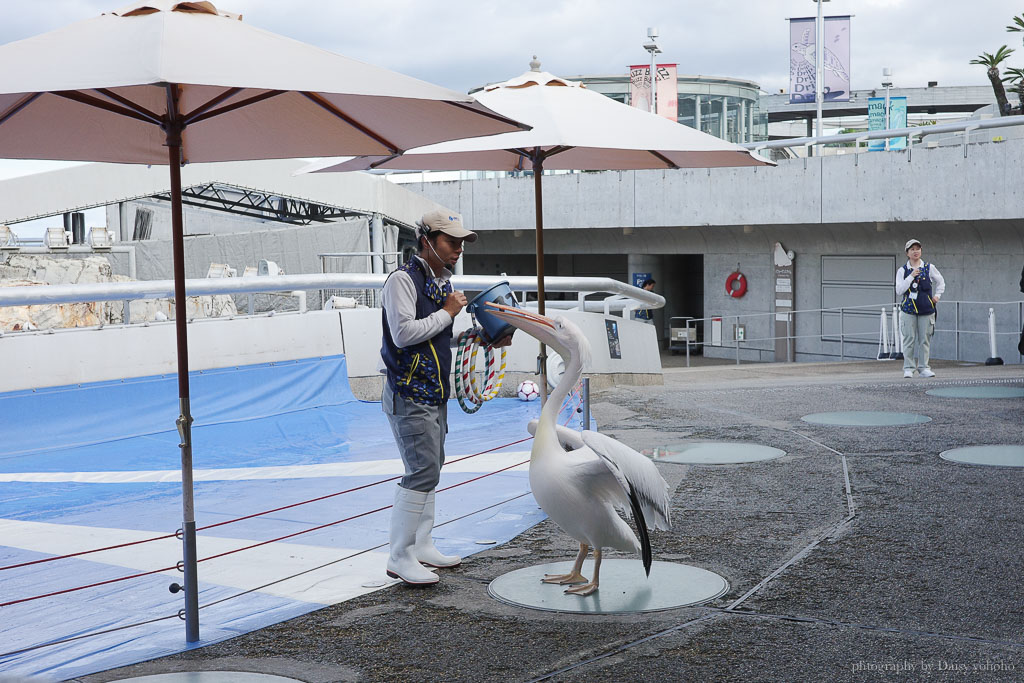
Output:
(381, 259), (453, 406)
(899, 262), (935, 316)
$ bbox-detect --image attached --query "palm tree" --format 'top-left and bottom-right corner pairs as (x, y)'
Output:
(1007, 14), (1024, 41)
(1003, 66), (1024, 113)
(971, 46), (1015, 115)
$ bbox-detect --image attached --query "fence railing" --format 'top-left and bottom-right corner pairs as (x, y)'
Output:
(741, 114), (1024, 159)
(0, 273), (664, 329)
(678, 300), (1024, 367)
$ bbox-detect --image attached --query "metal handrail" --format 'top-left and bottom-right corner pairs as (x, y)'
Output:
(0, 273), (665, 311)
(743, 114), (1024, 153)
(679, 300), (1024, 367)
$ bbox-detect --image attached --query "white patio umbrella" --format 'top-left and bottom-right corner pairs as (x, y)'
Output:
(304, 63), (774, 395)
(0, 0), (525, 642)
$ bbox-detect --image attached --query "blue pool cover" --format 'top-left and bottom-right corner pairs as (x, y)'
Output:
(0, 356), (581, 680)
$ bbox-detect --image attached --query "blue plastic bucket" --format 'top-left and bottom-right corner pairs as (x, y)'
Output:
(467, 281), (519, 344)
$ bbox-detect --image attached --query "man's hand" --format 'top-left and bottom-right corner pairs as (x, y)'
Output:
(491, 334), (514, 348)
(443, 291), (468, 317)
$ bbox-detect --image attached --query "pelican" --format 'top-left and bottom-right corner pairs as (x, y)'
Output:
(488, 303), (671, 596)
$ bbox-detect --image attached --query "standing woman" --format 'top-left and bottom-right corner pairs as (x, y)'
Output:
(896, 239), (945, 378)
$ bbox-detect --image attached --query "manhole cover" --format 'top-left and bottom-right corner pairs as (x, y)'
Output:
(488, 559), (728, 614)
(112, 674), (305, 683)
(650, 442), (785, 465)
(926, 386), (1024, 399)
(801, 411), (930, 426)
(939, 445), (1024, 467)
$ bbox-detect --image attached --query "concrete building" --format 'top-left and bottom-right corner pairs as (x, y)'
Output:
(407, 133), (1024, 365)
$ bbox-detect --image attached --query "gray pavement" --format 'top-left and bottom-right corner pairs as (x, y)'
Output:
(75, 360), (1024, 683)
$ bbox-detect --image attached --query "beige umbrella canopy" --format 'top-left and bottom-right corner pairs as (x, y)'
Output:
(305, 63), (774, 394)
(0, 0), (525, 643)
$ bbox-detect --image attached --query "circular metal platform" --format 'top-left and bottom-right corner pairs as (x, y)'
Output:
(488, 559), (728, 614)
(939, 445), (1024, 467)
(801, 411), (931, 426)
(112, 674), (304, 683)
(926, 386), (1024, 399)
(653, 442), (786, 465)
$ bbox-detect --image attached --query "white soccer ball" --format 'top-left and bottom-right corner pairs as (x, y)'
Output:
(517, 380), (540, 402)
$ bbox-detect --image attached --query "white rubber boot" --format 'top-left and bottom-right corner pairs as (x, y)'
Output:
(386, 486), (439, 585)
(415, 490), (462, 568)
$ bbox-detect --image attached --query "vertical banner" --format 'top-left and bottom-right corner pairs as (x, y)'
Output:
(656, 64), (678, 120)
(868, 96), (907, 151)
(772, 243), (795, 362)
(888, 96), (908, 149)
(629, 64), (652, 112)
(789, 15), (851, 104)
(629, 63), (678, 120)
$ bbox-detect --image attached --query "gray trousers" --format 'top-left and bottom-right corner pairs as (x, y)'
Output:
(900, 311), (935, 372)
(382, 382), (447, 492)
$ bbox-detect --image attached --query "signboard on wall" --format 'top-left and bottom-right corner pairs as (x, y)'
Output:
(632, 272), (652, 288)
(788, 15), (852, 104)
(605, 319), (622, 359)
(628, 63), (678, 120)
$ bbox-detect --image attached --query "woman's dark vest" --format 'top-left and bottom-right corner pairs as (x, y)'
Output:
(899, 262), (935, 316)
(381, 259), (453, 406)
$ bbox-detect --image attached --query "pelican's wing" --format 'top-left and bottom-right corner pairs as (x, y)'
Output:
(527, 419), (585, 452)
(580, 430), (672, 531)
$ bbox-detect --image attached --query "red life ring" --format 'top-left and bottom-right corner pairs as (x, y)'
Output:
(725, 271), (748, 298)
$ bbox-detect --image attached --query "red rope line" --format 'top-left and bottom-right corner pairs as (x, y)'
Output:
(0, 563), (179, 608)
(0, 436), (534, 573)
(0, 532), (179, 572)
(0, 491), (537, 658)
(0, 449), (537, 606)
(1, 394), (586, 606)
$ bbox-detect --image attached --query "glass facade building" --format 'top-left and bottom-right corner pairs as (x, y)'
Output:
(571, 73), (768, 144)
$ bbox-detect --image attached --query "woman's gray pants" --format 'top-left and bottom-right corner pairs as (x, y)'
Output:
(900, 311), (935, 373)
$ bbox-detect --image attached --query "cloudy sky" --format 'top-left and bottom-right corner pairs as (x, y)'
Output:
(1, 0), (1020, 93)
(0, 0), (1021, 185)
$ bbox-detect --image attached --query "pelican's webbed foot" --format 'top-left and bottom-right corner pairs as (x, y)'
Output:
(565, 581), (598, 596)
(542, 571), (588, 585)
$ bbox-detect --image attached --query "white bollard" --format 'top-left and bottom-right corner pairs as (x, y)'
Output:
(877, 308), (891, 360)
(889, 305), (904, 360)
(985, 307), (1004, 365)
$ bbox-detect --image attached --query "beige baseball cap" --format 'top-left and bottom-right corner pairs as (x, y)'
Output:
(905, 238), (921, 251)
(418, 209), (477, 242)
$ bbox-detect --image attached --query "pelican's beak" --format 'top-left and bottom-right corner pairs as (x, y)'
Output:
(485, 302), (559, 346)
(485, 301), (556, 330)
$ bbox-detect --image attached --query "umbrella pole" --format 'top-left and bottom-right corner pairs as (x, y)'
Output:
(533, 155), (549, 404)
(166, 86), (200, 644)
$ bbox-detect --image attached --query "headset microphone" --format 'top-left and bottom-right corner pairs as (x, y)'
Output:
(420, 224), (458, 270)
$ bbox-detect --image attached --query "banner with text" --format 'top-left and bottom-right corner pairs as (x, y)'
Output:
(629, 63), (678, 120)
(789, 15), (851, 104)
(868, 96), (907, 151)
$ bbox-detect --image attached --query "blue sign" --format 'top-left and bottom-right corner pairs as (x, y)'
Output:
(868, 96), (907, 151)
(632, 272), (652, 288)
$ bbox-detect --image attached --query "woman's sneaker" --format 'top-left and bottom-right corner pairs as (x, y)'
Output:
(903, 370), (914, 378)
(919, 369), (935, 378)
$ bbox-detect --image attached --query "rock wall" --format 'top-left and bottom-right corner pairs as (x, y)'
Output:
(0, 254), (236, 332)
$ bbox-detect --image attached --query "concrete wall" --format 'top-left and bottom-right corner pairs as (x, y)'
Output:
(1, 308), (662, 396)
(0, 310), (347, 393)
(410, 138), (1024, 230)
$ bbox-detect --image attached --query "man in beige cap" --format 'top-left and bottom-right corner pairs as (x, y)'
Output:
(378, 209), (478, 585)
